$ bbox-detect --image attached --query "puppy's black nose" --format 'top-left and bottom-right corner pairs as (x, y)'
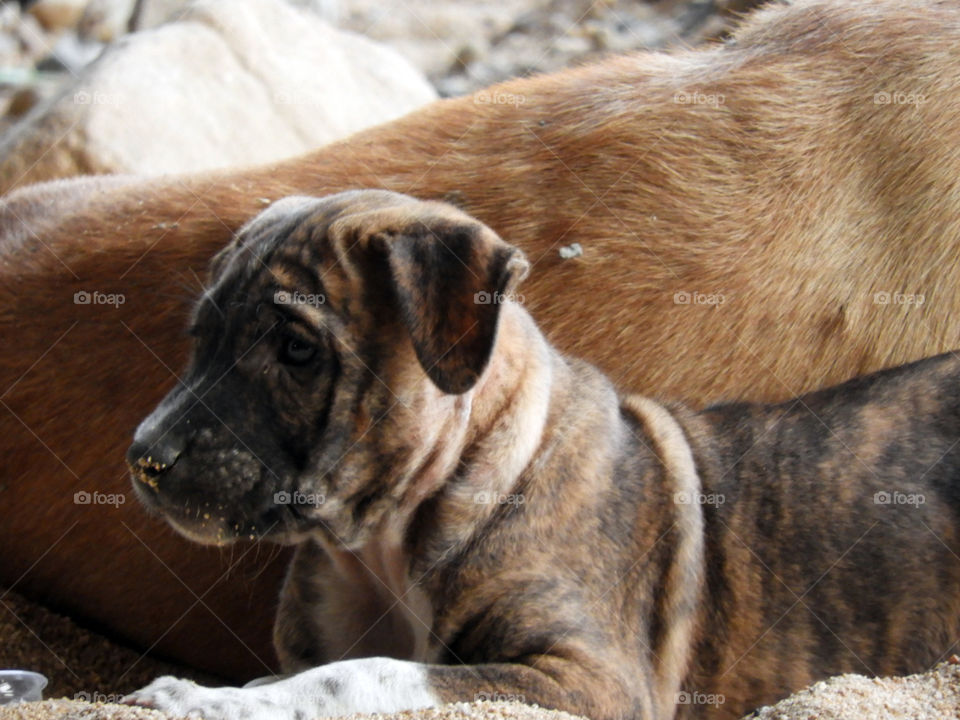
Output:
(126, 433), (186, 483)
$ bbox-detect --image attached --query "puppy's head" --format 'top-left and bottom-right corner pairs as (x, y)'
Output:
(126, 190), (528, 548)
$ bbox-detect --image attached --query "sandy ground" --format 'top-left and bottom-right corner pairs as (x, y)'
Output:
(3, 582), (960, 719)
(3, 2), (959, 718)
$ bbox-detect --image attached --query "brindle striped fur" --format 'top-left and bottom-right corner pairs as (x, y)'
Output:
(129, 191), (960, 720)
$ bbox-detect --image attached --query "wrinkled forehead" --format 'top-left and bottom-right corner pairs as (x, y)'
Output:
(197, 190), (427, 321)
(210, 190), (417, 284)
(228, 192), (407, 265)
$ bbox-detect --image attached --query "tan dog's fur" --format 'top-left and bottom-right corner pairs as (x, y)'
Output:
(3, 0), (960, 678)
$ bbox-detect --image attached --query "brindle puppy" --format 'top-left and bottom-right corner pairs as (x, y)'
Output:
(124, 190), (960, 720)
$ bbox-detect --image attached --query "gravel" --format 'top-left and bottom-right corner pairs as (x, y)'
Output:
(747, 659), (960, 720)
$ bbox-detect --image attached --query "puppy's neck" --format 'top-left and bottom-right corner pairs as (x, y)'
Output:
(467, 303), (557, 489)
(407, 303), (561, 555)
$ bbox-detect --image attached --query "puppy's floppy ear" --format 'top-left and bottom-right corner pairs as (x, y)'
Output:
(375, 214), (529, 394)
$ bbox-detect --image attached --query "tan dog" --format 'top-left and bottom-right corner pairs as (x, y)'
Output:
(4, 0), (960, 679)
(125, 190), (960, 720)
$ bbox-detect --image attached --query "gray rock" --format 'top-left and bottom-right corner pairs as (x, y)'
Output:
(0, 0), (437, 194)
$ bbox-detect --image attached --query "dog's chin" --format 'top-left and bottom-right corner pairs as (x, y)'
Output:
(164, 504), (319, 545)
(165, 516), (239, 547)
(167, 500), (328, 546)
(133, 486), (280, 547)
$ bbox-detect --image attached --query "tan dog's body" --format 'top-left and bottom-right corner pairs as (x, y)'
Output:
(125, 191), (960, 720)
(5, 0), (960, 678)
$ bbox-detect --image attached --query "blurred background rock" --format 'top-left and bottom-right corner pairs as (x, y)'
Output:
(0, 0), (764, 192)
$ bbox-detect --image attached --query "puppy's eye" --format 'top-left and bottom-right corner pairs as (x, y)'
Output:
(279, 336), (317, 366)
